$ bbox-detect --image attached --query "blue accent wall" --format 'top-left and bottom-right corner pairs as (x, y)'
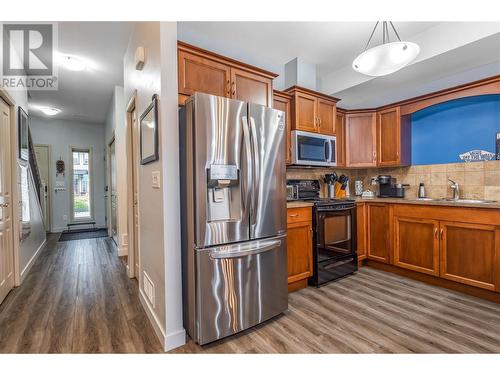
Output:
(411, 95), (500, 165)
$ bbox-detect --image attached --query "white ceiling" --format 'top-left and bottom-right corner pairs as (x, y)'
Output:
(178, 21), (500, 108)
(28, 22), (133, 123)
(28, 21), (500, 122)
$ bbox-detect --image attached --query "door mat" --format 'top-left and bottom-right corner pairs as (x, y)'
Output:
(58, 229), (109, 242)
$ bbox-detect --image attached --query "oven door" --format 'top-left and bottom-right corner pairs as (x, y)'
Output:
(292, 130), (336, 167)
(315, 207), (356, 262)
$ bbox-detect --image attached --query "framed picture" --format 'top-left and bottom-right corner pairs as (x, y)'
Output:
(140, 94), (159, 165)
(18, 107), (29, 161)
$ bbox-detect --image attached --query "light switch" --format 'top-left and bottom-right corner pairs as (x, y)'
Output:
(152, 171), (160, 189)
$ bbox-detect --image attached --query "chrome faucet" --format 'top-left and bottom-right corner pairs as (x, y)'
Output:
(448, 179), (460, 200)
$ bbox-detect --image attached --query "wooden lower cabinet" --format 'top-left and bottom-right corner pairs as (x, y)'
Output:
(393, 216), (440, 276)
(367, 203), (390, 263)
(287, 207), (313, 292)
(440, 221), (500, 291)
(356, 203), (367, 261)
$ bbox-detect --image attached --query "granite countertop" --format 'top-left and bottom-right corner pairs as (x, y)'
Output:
(353, 197), (500, 210)
(286, 201), (315, 208)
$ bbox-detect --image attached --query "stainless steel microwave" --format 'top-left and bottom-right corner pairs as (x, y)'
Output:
(291, 130), (336, 167)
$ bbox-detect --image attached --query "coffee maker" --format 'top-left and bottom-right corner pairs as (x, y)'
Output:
(375, 175), (408, 198)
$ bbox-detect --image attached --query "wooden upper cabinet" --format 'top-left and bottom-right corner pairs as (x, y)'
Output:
(377, 106), (411, 167)
(177, 41), (277, 106)
(345, 112), (377, 168)
(440, 221), (500, 291)
(285, 86), (340, 136)
(336, 111), (346, 167)
(294, 91), (318, 133)
(178, 50), (230, 98)
(273, 90), (292, 165)
(317, 98), (336, 135)
(231, 67), (272, 107)
(393, 216), (440, 276)
(367, 203), (391, 263)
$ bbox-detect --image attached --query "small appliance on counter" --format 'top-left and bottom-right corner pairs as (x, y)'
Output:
(375, 175), (409, 198)
(418, 183), (426, 199)
(354, 180), (363, 196)
(286, 179), (358, 286)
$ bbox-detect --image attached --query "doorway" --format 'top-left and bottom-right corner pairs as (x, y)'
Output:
(126, 94), (140, 279)
(0, 96), (14, 304)
(69, 147), (94, 222)
(108, 137), (118, 244)
(34, 144), (51, 231)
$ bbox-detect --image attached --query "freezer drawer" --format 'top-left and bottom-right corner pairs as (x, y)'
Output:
(194, 235), (288, 345)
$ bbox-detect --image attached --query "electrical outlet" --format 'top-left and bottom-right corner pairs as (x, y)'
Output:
(63, 214), (67, 221)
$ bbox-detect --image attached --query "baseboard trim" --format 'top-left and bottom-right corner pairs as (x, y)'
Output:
(165, 328), (186, 352)
(139, 288), (166, 349)
(20, 238), (46, 283)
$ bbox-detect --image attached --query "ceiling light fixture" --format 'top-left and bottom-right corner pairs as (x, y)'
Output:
(38, 106), (61, 116)
(352, 21), (420, 77)
(61, 55), (87, 71)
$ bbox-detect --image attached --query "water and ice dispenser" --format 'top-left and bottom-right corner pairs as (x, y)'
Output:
(207, 164), (241, 222)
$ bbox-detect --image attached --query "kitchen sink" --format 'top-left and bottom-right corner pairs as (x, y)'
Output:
(438, 198), (497, 204)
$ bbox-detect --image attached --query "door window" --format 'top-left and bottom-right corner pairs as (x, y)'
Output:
(71, 148), (93, 220)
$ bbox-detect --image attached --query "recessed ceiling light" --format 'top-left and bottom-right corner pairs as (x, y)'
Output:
(39, 106), (61, 116)
(61, 55), (87, 71)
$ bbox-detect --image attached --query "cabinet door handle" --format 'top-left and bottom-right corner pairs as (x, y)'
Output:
(289, 214), (299, 218)
(434, 227), (438, 239)
(440, 228), (444, 239)
(227, 80), (230, 96)
(231, 81), (235, 96)
(373, 151), (377, 161)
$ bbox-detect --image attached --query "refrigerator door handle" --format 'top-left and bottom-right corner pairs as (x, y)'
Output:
(241, 116), (252, 213)
(209, 239), (282, 259)
(249, 116), (260, 229)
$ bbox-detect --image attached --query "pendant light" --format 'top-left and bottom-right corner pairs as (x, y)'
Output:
(352, 21), (420, 77)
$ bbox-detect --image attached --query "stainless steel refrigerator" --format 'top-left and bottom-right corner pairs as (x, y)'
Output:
(179, 92), (287, 345)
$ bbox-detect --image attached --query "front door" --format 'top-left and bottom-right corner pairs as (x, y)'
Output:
(0, 97), (14, 304)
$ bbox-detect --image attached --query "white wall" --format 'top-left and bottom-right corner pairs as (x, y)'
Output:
(104, 86), (128, 254)
(123, 21), (184, 352)
(3, 75), (46, 286)
(30, 117), (106, 232)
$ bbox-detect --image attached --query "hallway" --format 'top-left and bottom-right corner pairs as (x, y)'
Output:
(0, 234), (162, 353)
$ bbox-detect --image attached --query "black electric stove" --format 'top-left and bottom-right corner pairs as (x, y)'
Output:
(287, 179), (358, 286)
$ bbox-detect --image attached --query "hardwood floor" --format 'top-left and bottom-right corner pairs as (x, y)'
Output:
(2, 234), (500, 354)
(0, 234), (163, 353)
(172, 267), (500, 354)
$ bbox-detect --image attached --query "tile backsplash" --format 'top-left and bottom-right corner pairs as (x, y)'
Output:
(286, 160), (500, 201)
